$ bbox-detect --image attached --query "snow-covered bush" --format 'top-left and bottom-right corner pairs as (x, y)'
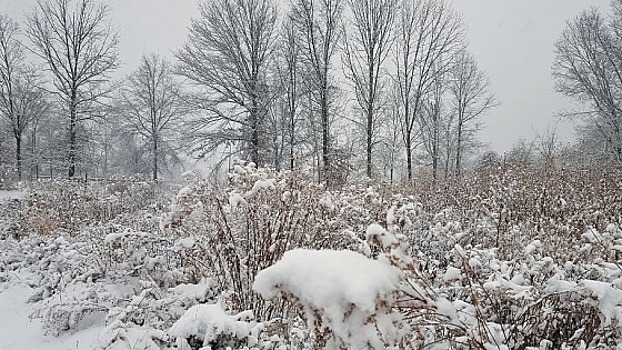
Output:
(0, 196), (22, 239)
(3, 162), (622, 349)
(160, 162), (409, 319)
(22, 180), (170, 236)
(411, 165), (622, 261)
(254, 249), (405, 349)
(252, 183), (622, 350)
(169, 303), (253, 349)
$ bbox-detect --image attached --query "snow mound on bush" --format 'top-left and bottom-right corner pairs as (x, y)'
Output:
(169, 304), (252, 345)
(253, 249), (402, 312)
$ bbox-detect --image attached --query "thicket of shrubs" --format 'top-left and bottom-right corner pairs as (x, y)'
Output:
(2, 161), (622, 349)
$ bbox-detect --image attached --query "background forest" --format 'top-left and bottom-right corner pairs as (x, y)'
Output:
(1, 0), (620, 185)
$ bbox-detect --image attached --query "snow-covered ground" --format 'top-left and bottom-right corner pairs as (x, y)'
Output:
(0, 191), (91, 349)
(0, 191), (99, 349)
(0, 190), (25, 200)
(0, 272), (100, 350)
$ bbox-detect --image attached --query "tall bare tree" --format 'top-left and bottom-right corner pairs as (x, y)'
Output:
(393, 0), (463, 180)
(26, 0), (118, 178)
(274, 17), (302, 170)
(176, 0), (278, 166)
(11, 69), (47, 180)
(379, 84), (405, 182)
(290, 0), (345, 183)
(0, 15), (48, 181)
(419, 66), (446, 181)
(121, 54), (185, 180)
(342, 0), (396, 178)
(0, 15), (24, 180)
(449, 50), (496, 175)
(554, 4), (622, 162)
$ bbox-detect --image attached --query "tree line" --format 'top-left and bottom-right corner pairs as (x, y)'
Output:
(0, 0), (617, 184)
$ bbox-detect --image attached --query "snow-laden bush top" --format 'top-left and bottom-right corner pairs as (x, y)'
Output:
(253, 249), (402, 313)
(254, 248), (405, 349)
(169, 304), (253, 347)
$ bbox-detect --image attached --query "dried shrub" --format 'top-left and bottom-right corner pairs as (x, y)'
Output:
(22, 179), (172, 236)
(161, 162), (377, 319)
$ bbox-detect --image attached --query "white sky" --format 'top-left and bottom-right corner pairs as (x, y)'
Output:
(449, 0), (606, 152)
(0, 0), (198, 67)
(1, 0), (608, 153)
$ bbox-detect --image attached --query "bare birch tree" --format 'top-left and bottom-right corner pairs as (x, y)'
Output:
(342, 0), (396, 178)
(393, 0), (463, 180)
(26, 0), (118, 178)
(176, 0), (278, 166)
(121, 54), (184, 180)
(290, 0), (345, 183)
(554, 5), (622, 162)
(448, 50), (496, 175)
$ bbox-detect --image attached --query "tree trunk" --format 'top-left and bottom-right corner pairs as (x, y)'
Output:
(406, 132), (413, 181)
(366, 106), (373, 178)
(251, 113), (260, 166)
(290, 115), (295, 170)
(249, 83), (262, 166)
(432, 109), (439, 181)
(31, 130), (38, 180)
(444, 148), (450, 179)
(68, 95), (77, 178)
(152, 135), (158, 180)
(432, 145), (438, 181)
(103, 136), (109, 177)
(456, 119), (463, 176)
(15, 133), (22, 181)
(68, 125), (77, 178)
(321, 91), (330, 184)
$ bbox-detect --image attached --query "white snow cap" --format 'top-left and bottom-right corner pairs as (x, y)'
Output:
(253, 249), (403, 313)
(169, 304), (251, 345)
(366, 223), (397, 248)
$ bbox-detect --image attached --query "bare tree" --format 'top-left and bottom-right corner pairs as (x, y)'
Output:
(0, 15), (24, 180)
(342, 0), (396, 178)
(121, 54), (185, 180)
(554, 5), (622, 163)
(290, 0), (345, 183)
(176, 0), (278, 166)
(0, 15), (48, 181)
(393, 0), (463, 180)
(535, 125), (560, 170)
(506, 138), (534, 167)
(377, 83), (404, 182)
(11, 69), (47, 180)
(419, 67), (446, 181)
(274, 17), (302, 170)
(448, 50), (496, 175)
(26, 0), (118, 178)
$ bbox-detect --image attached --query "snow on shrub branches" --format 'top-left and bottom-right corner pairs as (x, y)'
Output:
(1, 162), (622, 349)
(253, 249), (404, 349)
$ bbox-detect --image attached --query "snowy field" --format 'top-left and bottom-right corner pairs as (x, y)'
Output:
(0, 191), (25, 200)
(0, 191), (96, 349)
(0, 273), (100, 349)
(2, 164), (622, 349)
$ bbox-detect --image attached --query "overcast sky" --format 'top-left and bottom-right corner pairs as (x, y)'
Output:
(449, 0), (607, 153)
(1, 0), (608, 153)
